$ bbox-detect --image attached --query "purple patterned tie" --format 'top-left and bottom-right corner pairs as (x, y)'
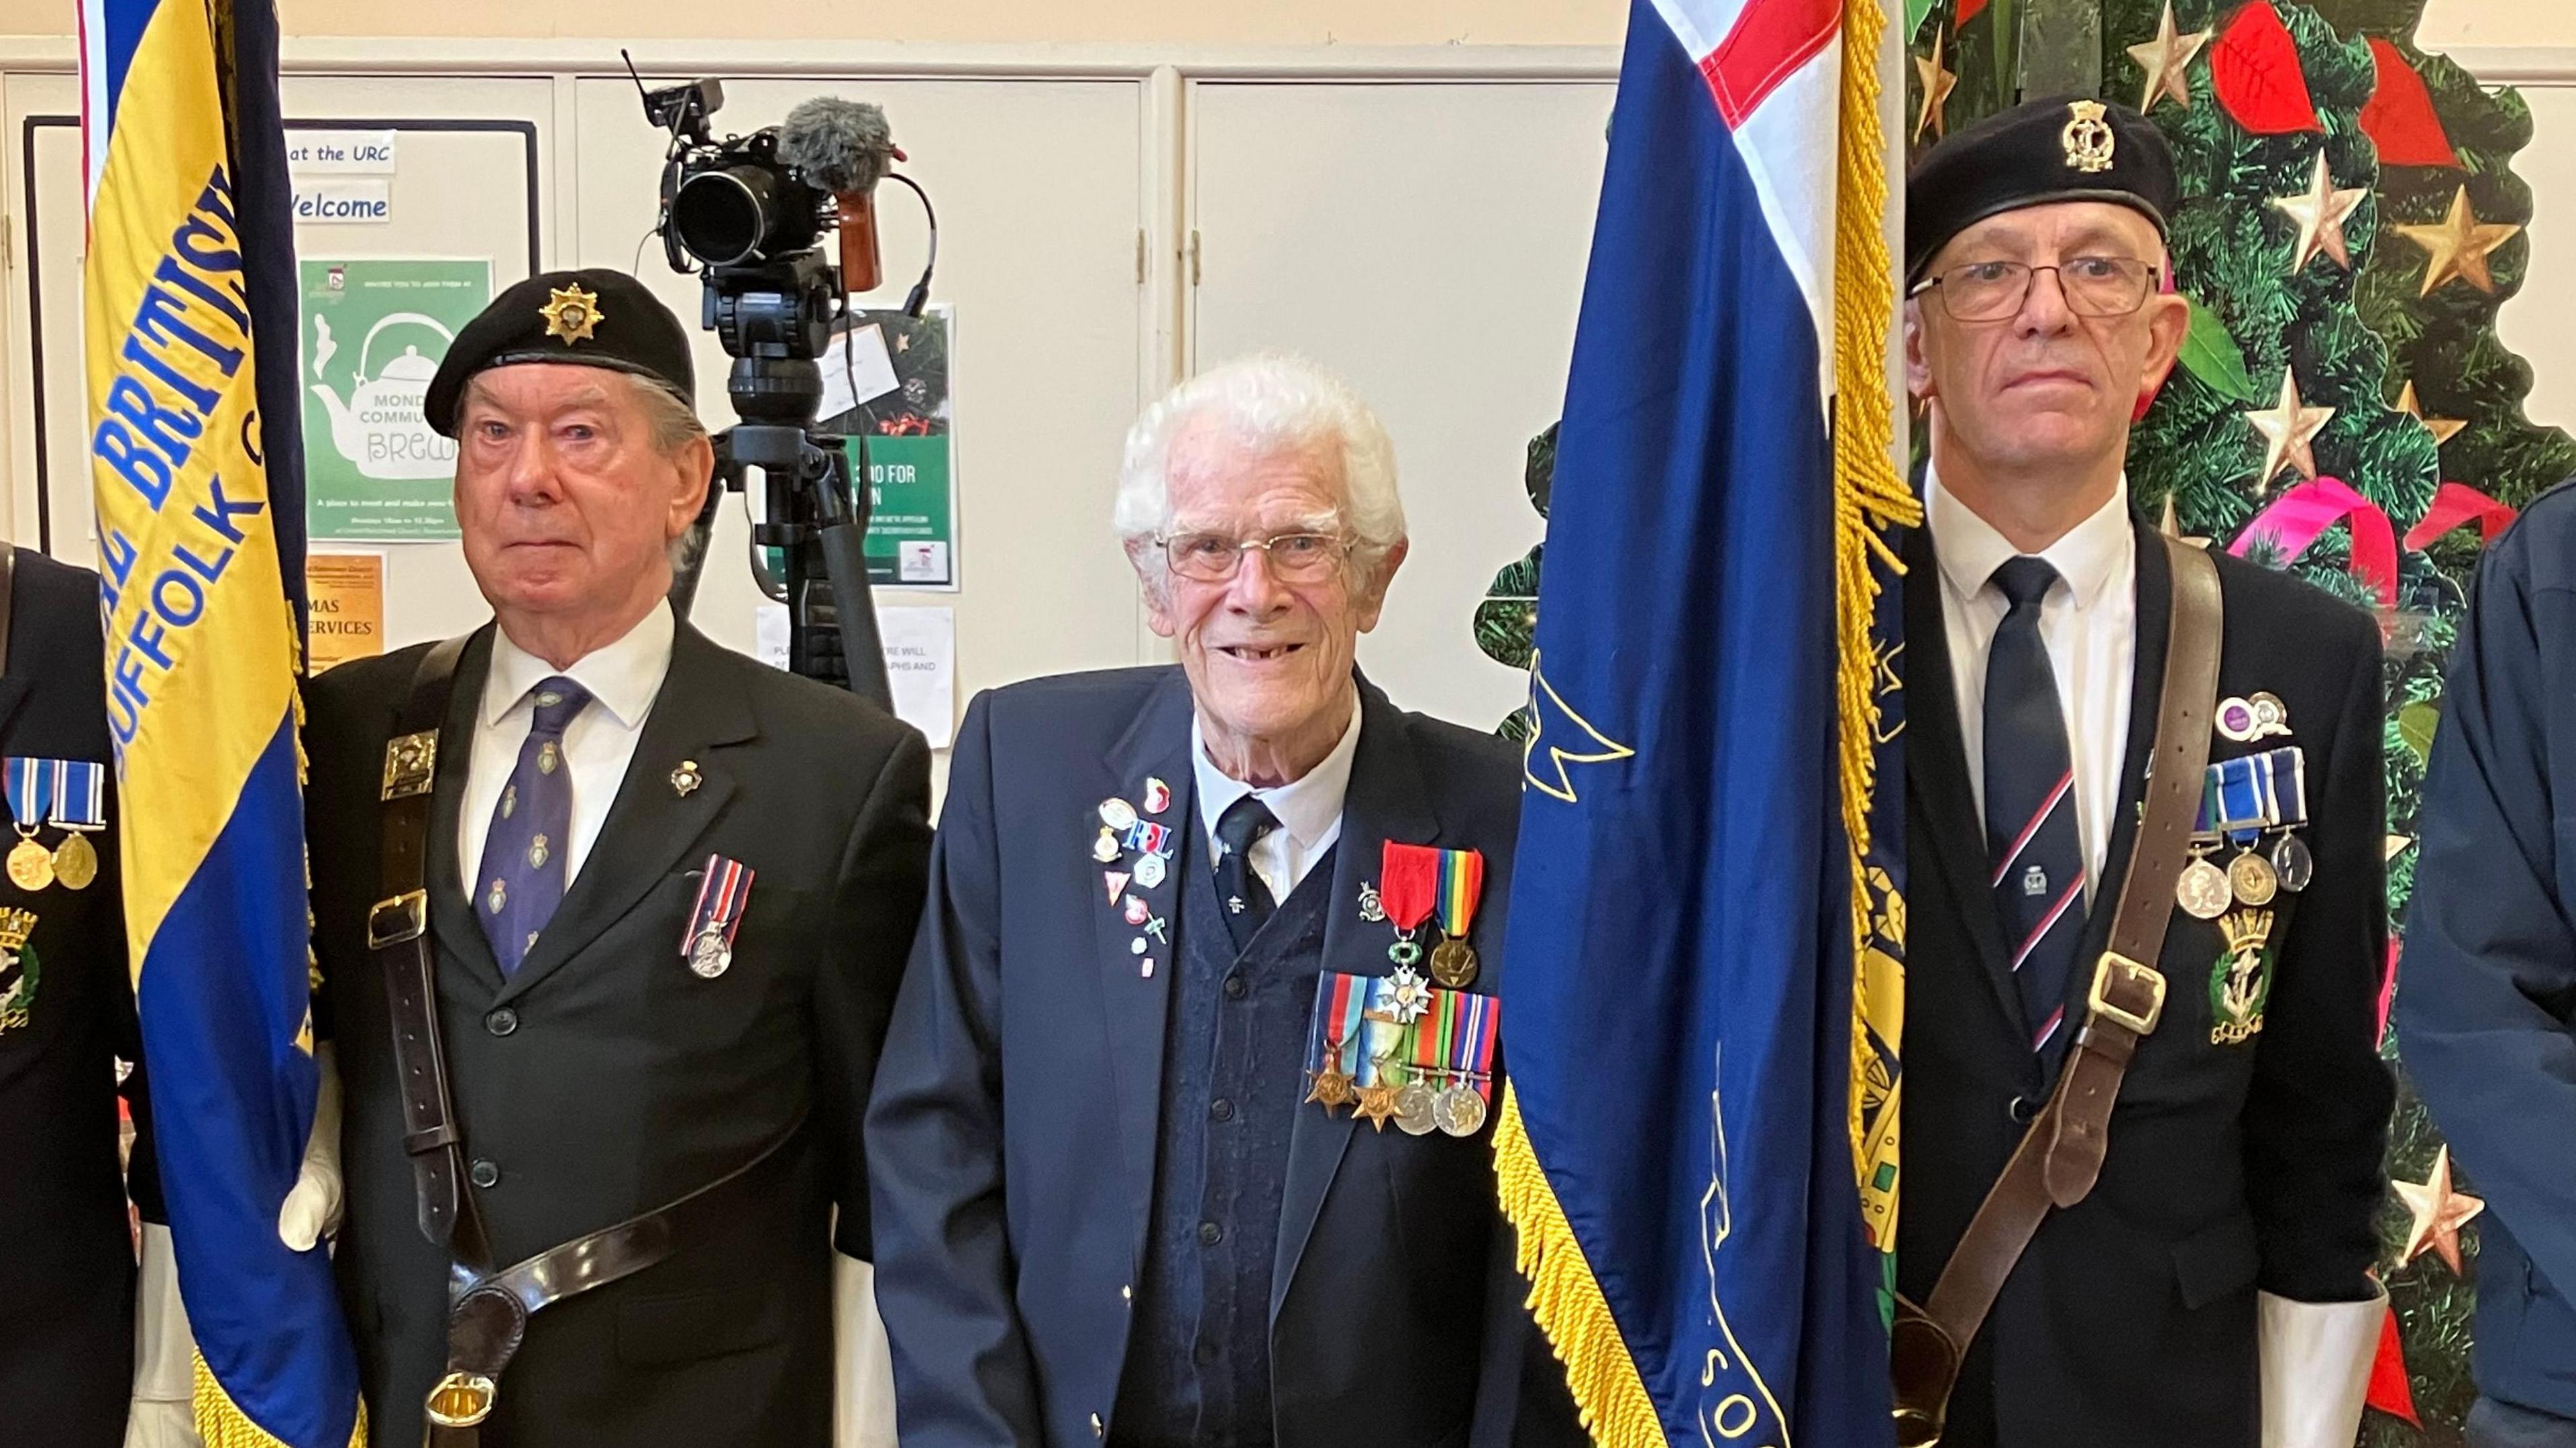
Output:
(475, 677), (593, 975)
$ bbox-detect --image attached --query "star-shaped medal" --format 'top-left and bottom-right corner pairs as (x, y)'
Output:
(539, 282), (604, 345)
(2393, 185), (2522, 296)
(1304, 1065), (1354, 1113)
(2245, 370), (2334, 494)
(1353, 1082), (1403, 1132)
(2125, 0), (2210, 113)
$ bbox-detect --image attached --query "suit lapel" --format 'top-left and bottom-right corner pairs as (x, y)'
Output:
(2061, 519), (2171, 1027)
(431, 628), (507, 995)
(1271, 678), (1438, 1323)
(492, 624), (754, 1007)
(1094, 673), (1197, 1237)
(1901, 522), (2027, 1038)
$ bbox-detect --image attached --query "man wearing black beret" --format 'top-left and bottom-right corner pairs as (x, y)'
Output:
(305, 267), (932, 1445)
(1894, 98), (2392, 1447)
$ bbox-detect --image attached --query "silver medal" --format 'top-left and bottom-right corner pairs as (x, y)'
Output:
(1434, 1086), (1487, 1138)
(2176, 855), (2233, 920)
(688, 926), (733, 979)
(2271, 833), (2314, 892)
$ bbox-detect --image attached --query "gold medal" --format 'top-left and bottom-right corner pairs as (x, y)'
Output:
(1429, 938), (1479, 989)
(2228, 850), (2279, 907)
(8, 836), (56, 892)
(2176, 852), (2232, 920)
(1353, 1082), (1403, 1132)
(1304, 1064), (1354, 1113)
(51, 832), (98, 891)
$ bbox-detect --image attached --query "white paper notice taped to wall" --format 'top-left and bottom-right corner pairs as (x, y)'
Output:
(286, 129), (398, 174)
(755, 602), (956, 750)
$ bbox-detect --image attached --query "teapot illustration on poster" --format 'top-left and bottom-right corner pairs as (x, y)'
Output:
(300, 258), (492, 541)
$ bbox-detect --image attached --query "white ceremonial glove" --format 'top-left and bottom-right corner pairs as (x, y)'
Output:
(2259, 1286), (2385, 1447)
(127, 1222), (204, 1448)
(277, 1044), (343, 1251)
(833, 1255), (900, 1448)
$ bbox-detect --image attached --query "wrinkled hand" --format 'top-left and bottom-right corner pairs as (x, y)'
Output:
(278, 1044), (343, 1251)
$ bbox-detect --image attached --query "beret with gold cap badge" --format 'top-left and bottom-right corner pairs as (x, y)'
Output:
(1904, 95), (2180, 286)
(423, 267), (696, 437)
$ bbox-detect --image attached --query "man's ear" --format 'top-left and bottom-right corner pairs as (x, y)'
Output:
(1128, 538), (1179, 638)
(1903, 297), (1936, 402)
(2137, 290), (2190, 404)
(1352, 538), (1409, 634)
(667, 434), (716, 541)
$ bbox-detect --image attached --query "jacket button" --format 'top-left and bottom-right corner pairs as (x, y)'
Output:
(1222, 974), (1248, 1001)
(2006, 1095), (2039, 1125)
(485, 1007), (518, 1037)
(1197, 1220), (1223, 1246)
(1209, 1098), (1235, 1122)
(1120, 1284), (1132, 1302)
(469, 1158), (501, 1189)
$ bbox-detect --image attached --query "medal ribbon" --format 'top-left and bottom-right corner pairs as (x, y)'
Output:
(1308, 972), (1366, 1081)
(2265, 746), (2308, 828)
(1409, 991), (1447, 1083)
(48, 761), (105, 830)
(5, 758), (56, 830)
(1432, 849), (1484, 938)
(1450, 991), (1500, 1103)
(2196, 755), (2277, 840)
(1379, 842), (1440, 932)
(679, 853), (757, 954)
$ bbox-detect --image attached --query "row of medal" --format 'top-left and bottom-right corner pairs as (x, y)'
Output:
(5, 759), (108, 893)
(1304, 969), (1500, 1137)
(2176, 745), (2310, 921)
(1095, 778), (1178, 978)
(1360, 840), (1486, 989)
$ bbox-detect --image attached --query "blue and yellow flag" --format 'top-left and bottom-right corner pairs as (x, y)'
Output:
(1493, 0), (1917, 1443)
(83, 0), (362, 1441)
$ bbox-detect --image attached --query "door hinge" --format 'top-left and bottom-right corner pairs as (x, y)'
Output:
(1136, 228), (1147, 284)
(1187, 229), (1201, 286)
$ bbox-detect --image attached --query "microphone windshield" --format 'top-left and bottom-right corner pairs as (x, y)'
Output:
(780, 97), (896, 194)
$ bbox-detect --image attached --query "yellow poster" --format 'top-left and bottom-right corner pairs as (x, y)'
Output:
(305, 552), (385, 672)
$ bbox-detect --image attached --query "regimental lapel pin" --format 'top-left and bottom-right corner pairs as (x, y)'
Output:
(1104, 871), (1130, 903)
(1356, 882), (1385, 924)
(671, 759), (704, 797)
(1134, 852), (1168, 889)
(1142, 777), (1172, 815)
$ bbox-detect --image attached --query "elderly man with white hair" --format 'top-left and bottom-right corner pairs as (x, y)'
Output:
(868, 354), (1582, 1448)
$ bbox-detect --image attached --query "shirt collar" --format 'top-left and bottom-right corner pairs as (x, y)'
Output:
(483, 600), (677, 730)
(1191, 686), (1364, 852)
(1926, 462), (2133, 610)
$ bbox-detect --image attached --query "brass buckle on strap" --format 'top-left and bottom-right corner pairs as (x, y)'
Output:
(2088, 951), (2167, 1036)
(368, 890), (429, 949)
(425, 1371), (496, 1429)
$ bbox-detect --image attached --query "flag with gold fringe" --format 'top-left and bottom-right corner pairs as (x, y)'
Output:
(1493, 0), (1917, 1441)
(81, 0), (364, 1441)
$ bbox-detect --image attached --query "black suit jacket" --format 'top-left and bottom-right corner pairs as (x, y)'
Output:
(307, 619), (930, 1448)
(1895, 518), (2394, 1448)
(0, 547), (158, 1448)
(867, 667), (1579, 1448)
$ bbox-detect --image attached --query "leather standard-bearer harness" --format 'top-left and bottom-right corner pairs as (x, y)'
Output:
(368, 635), (800, 1445)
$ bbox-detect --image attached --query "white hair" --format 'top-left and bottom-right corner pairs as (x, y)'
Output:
(1113, 354), (1405, 564)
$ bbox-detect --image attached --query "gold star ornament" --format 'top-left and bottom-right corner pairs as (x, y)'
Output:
(2398, 380), (2467, 447)
(2245, 370), (2335, 493)
(2394, 186), (2522, 296)
(539, 282), (604, 345)
(2394, 1145), (2485, 1276)
(1915, 27), (1959, 143)
(2269, 150), (2369, 272)
(2126, 1), (2211, 114)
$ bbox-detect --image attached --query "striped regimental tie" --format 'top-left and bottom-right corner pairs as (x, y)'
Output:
(1982, 557), (2086, 1059)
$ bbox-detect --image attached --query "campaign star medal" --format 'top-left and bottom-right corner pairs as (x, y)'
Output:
(681, 853), (755, 979)
(1352, 1074), (1403, 1133)
(5, 758), (58, 891)
(671, 759), (703, 797)
(46, 761), (105, 892)
(539, 282), (604, 345)
(0, 908), (38, 1032)
(1424, 846), (1487, 989)
(2394, 1144), (2485, 1276)
(2208, 908), (2275, 1046)
(1304, 972), (1366, 1115)
(1377, 841), (1442, 967)
(2061, 99), (2116, 174)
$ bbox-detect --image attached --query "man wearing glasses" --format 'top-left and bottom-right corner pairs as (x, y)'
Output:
(867, 353), (1578, 1447)
(1895, 99), (2392, 1447)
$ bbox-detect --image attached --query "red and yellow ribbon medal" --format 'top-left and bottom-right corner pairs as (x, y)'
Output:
(1428, 848), (1485, 988)
(1378, 842), (1440, 966)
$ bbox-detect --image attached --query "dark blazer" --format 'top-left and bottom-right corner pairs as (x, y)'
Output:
(867, 667), (1579, 1448)
(0, 546), (158, 1448)
(2399, 480), (2576, 1424)
(306, 619), (930, 1448)
(1896, 517), (2393, 1448)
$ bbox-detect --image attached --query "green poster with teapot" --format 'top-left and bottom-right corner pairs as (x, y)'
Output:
(301, 258), (492, 541)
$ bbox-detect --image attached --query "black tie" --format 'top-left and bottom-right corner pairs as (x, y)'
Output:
(1213, 796), (1281, 953)
(1982, 557), (2086, 1059)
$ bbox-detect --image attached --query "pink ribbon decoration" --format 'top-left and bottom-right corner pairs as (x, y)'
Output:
(2229, 476), (2398, 612)
(2379, 937), (2401, 1049)
(2401, 482), (2517, 552)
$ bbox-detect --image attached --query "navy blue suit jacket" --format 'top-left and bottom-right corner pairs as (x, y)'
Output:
(2401, 481), (2576, 1421)
(867, 666), (1577, 1448)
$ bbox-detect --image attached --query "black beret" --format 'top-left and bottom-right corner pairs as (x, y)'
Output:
(1905, 95), (2179, 285)
(425, 268), (695, 437)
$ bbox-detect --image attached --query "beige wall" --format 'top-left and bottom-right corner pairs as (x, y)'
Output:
(2421, 0), (2576, 51)
(0, 0), (1628, 44)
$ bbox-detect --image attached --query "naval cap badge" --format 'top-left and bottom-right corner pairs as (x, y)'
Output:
(540, 282), (604, 345)
(2061, 99), (2116, 174)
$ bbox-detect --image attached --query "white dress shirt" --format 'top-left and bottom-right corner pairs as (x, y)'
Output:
(456, 601), (677, 898)
(1927, 469), (2137, 897)
(1191, 689), (1363, 903)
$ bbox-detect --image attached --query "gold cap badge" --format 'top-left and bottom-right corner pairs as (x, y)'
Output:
(2061, 100), (2116, 174)
(539, 283), (604, 345)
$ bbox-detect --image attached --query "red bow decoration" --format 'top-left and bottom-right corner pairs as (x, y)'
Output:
(2211, 1), (2324, 135)
(2402, 482), (2516, 551)
(2361, 36), (2460, 168)
(2229, 477), (2397, 612)
(2365, 1297), (2421, 1427)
